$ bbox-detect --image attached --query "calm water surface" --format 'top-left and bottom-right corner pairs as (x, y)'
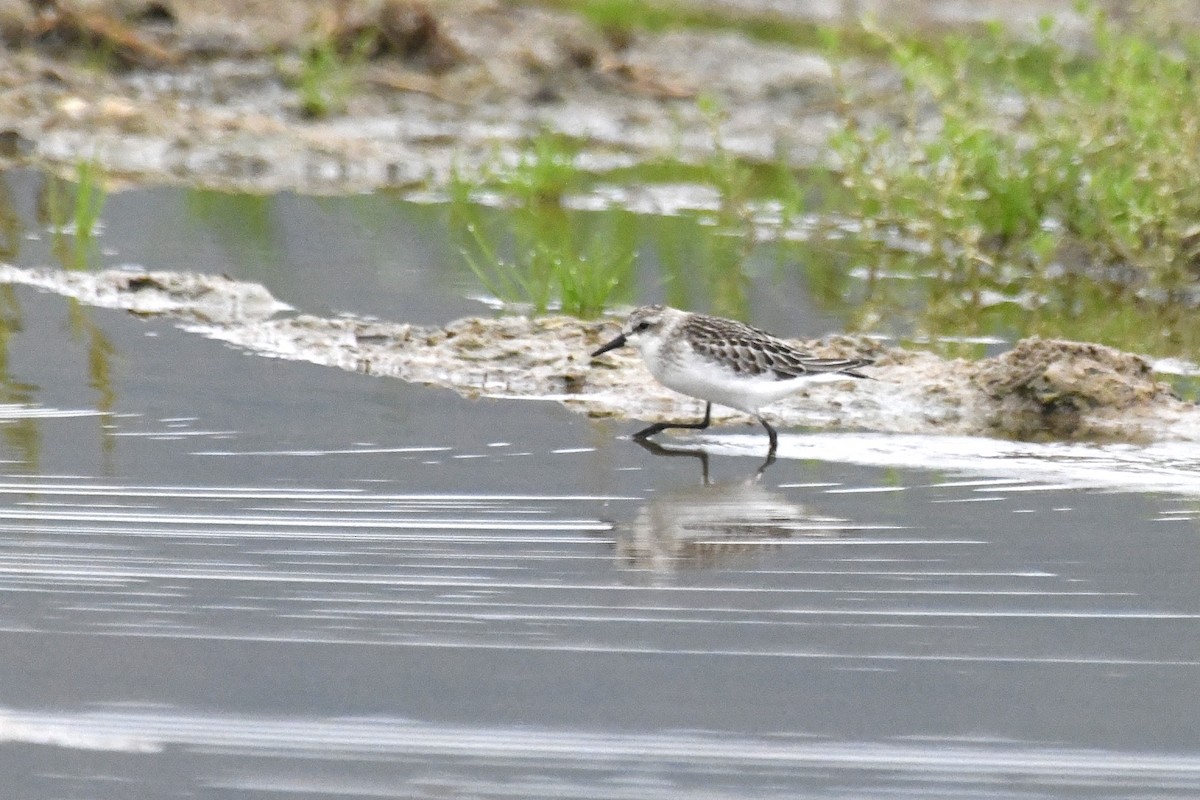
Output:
(0, 172), (1199, 798)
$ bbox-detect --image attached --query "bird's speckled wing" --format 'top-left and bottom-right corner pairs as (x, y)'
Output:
(682, 314), (872, 381)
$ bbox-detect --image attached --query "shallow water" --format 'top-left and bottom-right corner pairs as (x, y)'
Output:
(2, 174), (1200, 798)
(0, 167), (865, 339)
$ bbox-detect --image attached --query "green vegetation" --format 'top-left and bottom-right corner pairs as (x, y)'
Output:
(69, 159), (107, 243)
(458, 213), (636, 319)
(453, 5), (1200, 362)
(829, 9), (1200, 355)
(497, 132), (586, 207)
(517, 0), (882, 53)
(447, 117), (799, 319)
(450, 135), (636, 318)
(46, 159), (107, 271)
(293, 31), (375, 118)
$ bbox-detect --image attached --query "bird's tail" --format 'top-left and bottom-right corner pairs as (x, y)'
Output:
(802, 357), (875, 379)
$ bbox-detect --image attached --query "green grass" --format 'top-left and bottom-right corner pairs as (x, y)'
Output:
(513, 0), (887, 54)
(293, 30), (376, 118)
(829, 8), (1200, 356)
(450, 4), (1200, 361)
(72, 160), (107, 241)
(455, 207), (637, 319)
(450, 136), (636, 318)
(46, 159), (107, 271)
(446, 115), (803, 319)
(496, 131), (584, 206)
(431, 2), (1200, 370)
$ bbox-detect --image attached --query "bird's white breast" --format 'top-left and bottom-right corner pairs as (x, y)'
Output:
(638, 336), (813, 416)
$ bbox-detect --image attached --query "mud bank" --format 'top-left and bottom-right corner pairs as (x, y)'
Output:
(0, 264), (290, 323)
(0, 0), (1111, 196)
(0, 1), (842, 194)
(5, 264), (1197, 443)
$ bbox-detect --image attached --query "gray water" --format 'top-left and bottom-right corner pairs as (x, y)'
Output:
(1, 170), (1199, 798)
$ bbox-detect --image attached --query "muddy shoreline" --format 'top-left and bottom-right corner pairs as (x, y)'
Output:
(0, 0), (1115, 195)
(5, 264), (1196, 443)
(0, 1), (839, 194)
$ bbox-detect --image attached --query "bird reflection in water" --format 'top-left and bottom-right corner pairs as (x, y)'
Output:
(614, 439), (846, 575)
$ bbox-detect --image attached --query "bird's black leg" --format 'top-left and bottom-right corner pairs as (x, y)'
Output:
(756, 415), (779, 459)
(755, 449), (776, 476)
(632, 402), (712, 440)
(632, 437), (712, 484)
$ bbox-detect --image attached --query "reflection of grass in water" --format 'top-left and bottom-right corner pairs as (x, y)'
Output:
(66, 297), (118, 470)
(0, 173), (22, 261)
(7, 166), (119, 469)
(0, 286), (41, 472)
(45, 159), (107, 271)
(1164, 373), (1200, 402)
(452, 135), (637, 318)
(184, 189), (282, 280)
(498, 131), (583, 207)
(652, 214), (749, 320)
(454, 195), (636, 319)
(0, 283), (118, 473)
(451, 118), (786, 319)
(840, 246), (1200, 362)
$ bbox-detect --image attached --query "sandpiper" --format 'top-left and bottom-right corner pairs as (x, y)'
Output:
(590, 304), (873, 455)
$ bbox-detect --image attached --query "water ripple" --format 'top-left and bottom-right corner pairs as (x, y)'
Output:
(4, 705), (1200, 798)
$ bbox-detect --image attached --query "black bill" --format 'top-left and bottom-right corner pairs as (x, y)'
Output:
(590, 333), (627, 358)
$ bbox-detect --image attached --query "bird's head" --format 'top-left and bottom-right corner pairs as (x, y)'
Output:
(590, 304), (670, 358)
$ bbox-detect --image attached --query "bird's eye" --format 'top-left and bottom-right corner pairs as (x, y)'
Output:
(634, 321), (651, 332)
